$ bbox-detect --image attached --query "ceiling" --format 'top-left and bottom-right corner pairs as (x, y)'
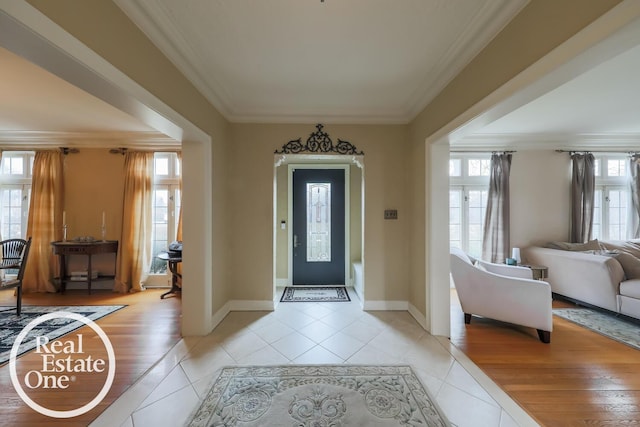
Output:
(114, 0), (527, 124)
(1, 1), (639, 148)
(0, 47), (157, 135)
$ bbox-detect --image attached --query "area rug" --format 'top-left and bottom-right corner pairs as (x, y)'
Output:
(280, 286), (350, 302)
(553, 308), (640, 350)
(0, 305), (125, 365)
(187, 365), (450, 426)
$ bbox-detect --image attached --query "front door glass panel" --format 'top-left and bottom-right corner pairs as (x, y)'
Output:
(307, 182), (331, 262)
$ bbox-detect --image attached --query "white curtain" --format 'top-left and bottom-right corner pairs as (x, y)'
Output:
(482, 153), (512, 263)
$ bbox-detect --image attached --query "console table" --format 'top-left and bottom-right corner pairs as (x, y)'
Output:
(51, 240), (118, 294)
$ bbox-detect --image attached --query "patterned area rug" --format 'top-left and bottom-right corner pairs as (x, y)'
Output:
(187, 365), (450, 426)
(280, 286), (350, 302)
(0, 305), (125, 365)
(553, 308), (640, 350)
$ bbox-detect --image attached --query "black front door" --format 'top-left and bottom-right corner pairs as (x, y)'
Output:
(292, 168), (345, 285)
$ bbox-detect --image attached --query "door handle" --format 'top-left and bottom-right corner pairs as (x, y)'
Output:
(293, 234), (299, 248)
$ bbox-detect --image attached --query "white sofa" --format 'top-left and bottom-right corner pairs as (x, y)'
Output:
(450, 247), (553, 343)
(524, 245), (640, 320)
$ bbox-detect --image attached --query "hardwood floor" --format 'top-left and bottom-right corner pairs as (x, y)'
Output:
(0, 288), (181, 427)
(450, 289), (640, 427)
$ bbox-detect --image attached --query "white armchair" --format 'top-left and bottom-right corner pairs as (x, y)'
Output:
(450, 247), (553, 343)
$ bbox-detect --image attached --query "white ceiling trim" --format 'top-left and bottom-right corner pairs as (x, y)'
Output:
(113, 0), (234, 120)
(452, 132), (640, 151)
(0, 130), (178, 147)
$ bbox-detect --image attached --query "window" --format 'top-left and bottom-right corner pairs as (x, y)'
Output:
(148, 153), (181, 284)
(449, 155), (490, 258)
(0, 152), (34, 239)
(593, 155), (630, 240)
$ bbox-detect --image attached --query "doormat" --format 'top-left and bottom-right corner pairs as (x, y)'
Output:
(553, 307), (640, 351)
(187, 365), (450, 426)
(280, 286), (350, 302)
(0, 305), (125, 365)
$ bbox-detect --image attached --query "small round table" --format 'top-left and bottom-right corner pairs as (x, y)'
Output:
(157, 252), (182, 299)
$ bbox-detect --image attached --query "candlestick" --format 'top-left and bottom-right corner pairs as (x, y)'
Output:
(62, 210), (66, 226)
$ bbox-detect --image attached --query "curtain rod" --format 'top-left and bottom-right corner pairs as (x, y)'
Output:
(555, 149), (640, 154)
(108, 147), (181, 155)
(450, 150), (516, 154)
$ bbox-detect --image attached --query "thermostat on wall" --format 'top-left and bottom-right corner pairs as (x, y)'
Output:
(384, 209), (398, 220)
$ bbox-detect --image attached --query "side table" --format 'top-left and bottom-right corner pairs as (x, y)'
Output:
(157, 252), (182, 299)
(521, 264), (548, 281)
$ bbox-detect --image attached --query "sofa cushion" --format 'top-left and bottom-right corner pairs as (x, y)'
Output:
(546, 239), (601, 251)
(600, 240), (640, 259)
(620, 279), (640, 299)
(603, 251), (640, 280)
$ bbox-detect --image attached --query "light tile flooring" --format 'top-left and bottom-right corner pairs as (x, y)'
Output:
(92, 288), (540, 427)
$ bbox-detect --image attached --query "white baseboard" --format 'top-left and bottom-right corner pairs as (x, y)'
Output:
(210, 299), (275, 331)
(230, 300), (275, 311)
(210, 301), (231, 331)
(275, 278), (288, 287)
(408, 303), (427, 330)
(362, 300), (408, 311)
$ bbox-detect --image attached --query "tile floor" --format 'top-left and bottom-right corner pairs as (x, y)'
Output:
(91, 288), (540, 427)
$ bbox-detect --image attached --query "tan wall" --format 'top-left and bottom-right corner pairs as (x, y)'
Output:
(27, 0), (233, 312)
(231, 123), (408, 302)
(61, 147), (124, 278)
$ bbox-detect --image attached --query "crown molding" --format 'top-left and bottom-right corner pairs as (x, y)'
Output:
(113, 0), (233, 119)
(453, 132), (640, 151)
(405, 0), (529, 120)
(0, 130), (178, 148)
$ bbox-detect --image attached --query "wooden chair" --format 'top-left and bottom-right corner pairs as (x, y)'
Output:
(0, 237), (32, 315)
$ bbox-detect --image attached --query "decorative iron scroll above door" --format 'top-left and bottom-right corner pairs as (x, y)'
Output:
(274, 124), (364, 155)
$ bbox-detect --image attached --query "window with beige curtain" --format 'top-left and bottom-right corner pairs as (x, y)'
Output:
(147, 152), (181, 286)
(23, 151), (63, 293)
(115, 152), (153, 293)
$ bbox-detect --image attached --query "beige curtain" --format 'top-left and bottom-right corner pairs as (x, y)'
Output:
(24, 151), (63, 293)
(115, 152), (153, 293)
(0, 150), (2, 242)
(176, 152), (182, 241)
